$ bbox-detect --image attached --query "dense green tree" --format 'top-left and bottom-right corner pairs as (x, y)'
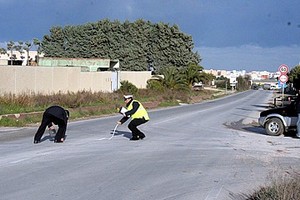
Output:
(39, 19), (200, 71)
(288, 65), (300, 89)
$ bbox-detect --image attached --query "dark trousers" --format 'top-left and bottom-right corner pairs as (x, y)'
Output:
(128, 118), (148, 138)
(34, 113), (67, 141)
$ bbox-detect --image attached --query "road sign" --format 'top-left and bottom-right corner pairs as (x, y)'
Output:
(278, 64), (289, 74)
(279, 74), (288, 83)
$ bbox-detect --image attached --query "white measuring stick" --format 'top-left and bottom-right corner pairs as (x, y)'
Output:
(97, 124), (119, 141)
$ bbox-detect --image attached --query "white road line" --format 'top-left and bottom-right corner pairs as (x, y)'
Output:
(10, 158), (30, 164)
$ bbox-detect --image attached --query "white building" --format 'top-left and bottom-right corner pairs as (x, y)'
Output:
(0, 50), (41, 66)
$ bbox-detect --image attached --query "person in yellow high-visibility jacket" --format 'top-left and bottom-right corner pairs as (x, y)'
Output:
(117, 95), (150, 140)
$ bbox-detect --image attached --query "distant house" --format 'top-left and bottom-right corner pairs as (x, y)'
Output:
(0, 50), (41, 66)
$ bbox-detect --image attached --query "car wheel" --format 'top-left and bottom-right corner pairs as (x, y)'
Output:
(265, 118), (284, 136)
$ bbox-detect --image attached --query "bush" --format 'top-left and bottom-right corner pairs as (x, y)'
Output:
(146, 79), (165, 92)
(118, 80), (138, 95)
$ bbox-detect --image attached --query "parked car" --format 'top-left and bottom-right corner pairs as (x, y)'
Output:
(192, 82), (203, 91)
(258, 102), (298, 136)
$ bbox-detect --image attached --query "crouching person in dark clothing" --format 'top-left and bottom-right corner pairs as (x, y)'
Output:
(117, 95), (150, 141)
(34, 106), (70, 144)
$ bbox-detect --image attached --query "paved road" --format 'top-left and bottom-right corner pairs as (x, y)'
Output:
(1, 90), (299, 200)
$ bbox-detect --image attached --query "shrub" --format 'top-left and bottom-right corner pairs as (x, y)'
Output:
(234, 171), (300, 200)
(118, 80), (138, 95)
(146, 79), (165, 92)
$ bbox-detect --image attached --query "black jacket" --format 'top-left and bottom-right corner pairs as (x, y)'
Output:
(45, 106), (69, 125)
(119, 99), (139, 124)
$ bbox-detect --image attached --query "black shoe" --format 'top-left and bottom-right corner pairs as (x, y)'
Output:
(139, 134), (146, 140)
(54, 138), (64, 143)
(33, 140), (40, 144)
(130, 137), (139, 141)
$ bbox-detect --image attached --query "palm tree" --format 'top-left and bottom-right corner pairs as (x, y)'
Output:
(24, 41), (32, 65)
(181, 63), (203, 88)
(33, 38), (41, 54)
(199, 72), (216, 86)
(15, 41), (24, 60)
(0, 47), (6, 57)
(7, 41), (15, 65)
(153, 66), (187, 90)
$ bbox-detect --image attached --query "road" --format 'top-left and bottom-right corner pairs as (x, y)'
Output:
(0, 90), (299, 200)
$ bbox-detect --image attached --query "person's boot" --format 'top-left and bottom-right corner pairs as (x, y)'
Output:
(139, 133), (146, 140)
(33, 140), (40, 144)
(54, 138), (64, 143)
(130, 134), (139, 140)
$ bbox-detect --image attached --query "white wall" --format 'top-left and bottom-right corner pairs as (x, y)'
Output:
(0, 66), (152, 96)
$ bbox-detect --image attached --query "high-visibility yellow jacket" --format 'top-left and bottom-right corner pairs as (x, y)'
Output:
(127, 100), (150, 120)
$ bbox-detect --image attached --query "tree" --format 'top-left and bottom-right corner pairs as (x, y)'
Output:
(0, 48), (6, 56)
(15, 41), (24, 59)
(199, 72), (215, 86)
(288, 65), (300, 89)
(236, 75), (251, 91)
(153, 66), (188, 90)
(181, 63), (203, 88)
(33, 38), (42, 54)
(7, 41), (15, 65)
(23, 41), (32, 65)
(40, 19), (201, 71)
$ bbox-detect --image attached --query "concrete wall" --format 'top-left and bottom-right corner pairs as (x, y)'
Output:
(0, 59), (7, 65)
(0, 66), (152, 96)
(120, 71), (152, 89)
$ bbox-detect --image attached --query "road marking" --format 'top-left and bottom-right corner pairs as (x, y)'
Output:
(205, 184), (224, 200)
(10, 158), (30, 164)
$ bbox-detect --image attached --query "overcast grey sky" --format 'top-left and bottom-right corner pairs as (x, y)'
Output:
(1, 0), (299, 72)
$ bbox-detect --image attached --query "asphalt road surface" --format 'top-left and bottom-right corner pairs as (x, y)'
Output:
(1, 90), (299, 200)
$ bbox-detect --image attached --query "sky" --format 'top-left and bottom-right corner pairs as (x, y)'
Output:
(0, 0), (299, 72)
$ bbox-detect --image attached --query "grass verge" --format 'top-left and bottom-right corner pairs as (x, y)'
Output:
(0, 88), (223, 127)
(233, 170), (300, 200)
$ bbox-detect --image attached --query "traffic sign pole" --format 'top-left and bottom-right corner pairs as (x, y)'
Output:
(278, 64), (289, 106)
